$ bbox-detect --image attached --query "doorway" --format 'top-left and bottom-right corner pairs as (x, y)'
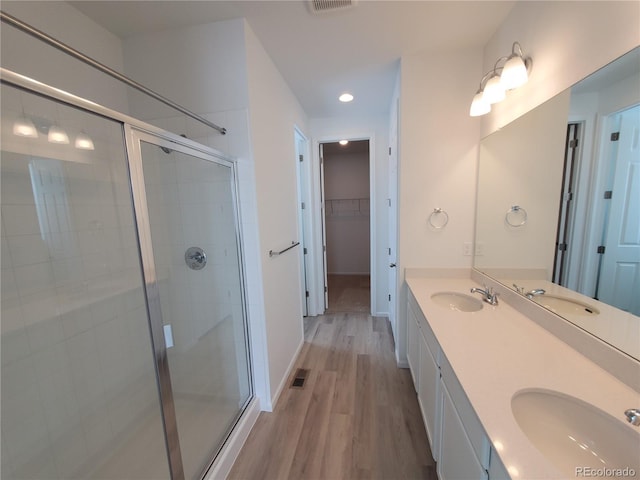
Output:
(321, 140), (371, 313)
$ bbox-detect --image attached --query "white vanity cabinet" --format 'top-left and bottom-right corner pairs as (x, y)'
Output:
(408, 293), (441, 458)
(407, 288), (511, 479)
(438, 354), (490, 480)
(407, 301), (420, 388)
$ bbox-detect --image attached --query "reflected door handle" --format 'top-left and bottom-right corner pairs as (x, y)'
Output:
(390, 263), (396, 268)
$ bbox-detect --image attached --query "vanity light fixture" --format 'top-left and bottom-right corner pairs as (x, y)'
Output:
(48, 124), (70, 144)
(12, 115), (38, 137)
(338, 92), (354, 103)
(469, 41), (532, 117)
(75, 131), (95, 150)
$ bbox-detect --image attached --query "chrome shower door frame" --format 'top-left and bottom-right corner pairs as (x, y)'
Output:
(124, 126), (254, 480)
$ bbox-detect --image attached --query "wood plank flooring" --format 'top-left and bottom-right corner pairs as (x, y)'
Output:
(227, 309), (436, 480)
(325, 274), (371, 314)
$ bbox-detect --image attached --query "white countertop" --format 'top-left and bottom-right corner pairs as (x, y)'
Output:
(406, 275), (640, 480)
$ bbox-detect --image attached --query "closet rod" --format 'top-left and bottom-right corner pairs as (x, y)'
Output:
(0, 10), (227, 135)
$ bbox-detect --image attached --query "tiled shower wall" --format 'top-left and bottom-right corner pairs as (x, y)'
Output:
(1, 86), (169, 479)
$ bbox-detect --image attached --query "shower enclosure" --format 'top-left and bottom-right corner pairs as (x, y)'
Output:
(1, 73), (252, 479)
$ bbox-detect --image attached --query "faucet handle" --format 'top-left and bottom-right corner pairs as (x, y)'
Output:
(625, 408), (640, 426)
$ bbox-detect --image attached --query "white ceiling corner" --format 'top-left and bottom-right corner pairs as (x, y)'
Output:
(68, 0), (515, 118)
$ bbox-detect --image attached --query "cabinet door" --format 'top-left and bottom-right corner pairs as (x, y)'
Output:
(407, 305), (420, 388)
(418, 334), (440, 459)
(438, 383), (488, 480)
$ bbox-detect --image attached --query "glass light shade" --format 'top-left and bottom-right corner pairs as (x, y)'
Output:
(75, 132), (95, 150)
(500, 55), (528, 90)
(469, 91), (491, 117)
(48, 125), (69, 144)
(13, 117), (38, 137)
(482, 74), (506, 104)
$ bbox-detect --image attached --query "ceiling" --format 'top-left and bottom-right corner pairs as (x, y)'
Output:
(69, 0), (515, 118)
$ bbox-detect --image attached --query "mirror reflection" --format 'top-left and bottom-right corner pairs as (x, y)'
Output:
(474, 47), (640, 360)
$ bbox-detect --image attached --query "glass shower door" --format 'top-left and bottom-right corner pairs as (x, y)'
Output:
(128, 131), (252, 480)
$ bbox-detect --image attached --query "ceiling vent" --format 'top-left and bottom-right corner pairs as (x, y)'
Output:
(308, 0), (357, 15)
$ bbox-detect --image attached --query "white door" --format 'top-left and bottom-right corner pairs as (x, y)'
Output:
(598, 105), (640, 315)
(319, 143), (329, 310)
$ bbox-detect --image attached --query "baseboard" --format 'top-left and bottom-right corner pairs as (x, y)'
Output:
(204, 396), (261, 480)
(266, 336), (305, 412)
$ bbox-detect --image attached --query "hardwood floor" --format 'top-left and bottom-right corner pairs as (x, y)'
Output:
(227, 308), (436, 479)
(326, 274), (371, 314)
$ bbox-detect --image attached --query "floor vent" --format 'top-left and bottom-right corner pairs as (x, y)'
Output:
(291, 368), (309, 388)
(308, 0), (357, 15)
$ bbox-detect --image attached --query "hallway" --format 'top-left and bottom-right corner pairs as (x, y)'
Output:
(228, 307), (435, 479)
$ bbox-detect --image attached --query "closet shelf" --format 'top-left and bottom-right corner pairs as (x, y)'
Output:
(325, 198), (370, 217)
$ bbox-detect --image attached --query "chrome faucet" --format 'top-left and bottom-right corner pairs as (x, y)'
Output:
(625, 408), (640, 426)
(470, 285), (499, 305)
(525, 288), (546, 299)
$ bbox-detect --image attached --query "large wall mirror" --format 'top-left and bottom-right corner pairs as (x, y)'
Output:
(474, 46), (639, 361)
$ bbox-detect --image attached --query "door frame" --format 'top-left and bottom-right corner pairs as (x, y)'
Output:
(310, 134), (377, 315)
(294, 127), (312, 316)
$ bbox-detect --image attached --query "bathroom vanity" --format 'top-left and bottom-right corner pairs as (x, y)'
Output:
(405, 270), (640, 480)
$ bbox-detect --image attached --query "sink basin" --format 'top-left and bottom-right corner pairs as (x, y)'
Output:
(512, 389), (640, 477)
(532, 294), (600, 316)
(430, 292), (483, 312)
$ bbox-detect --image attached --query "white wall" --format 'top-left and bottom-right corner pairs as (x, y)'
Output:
(397, 46), (484, 364)
(309, 115), (390, 316)
(243, 22), (309, 408)
(481, 1), (640, 137)
(324, 150), (370, 275)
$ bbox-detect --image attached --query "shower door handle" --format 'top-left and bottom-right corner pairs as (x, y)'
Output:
(185, 247), (207, 270)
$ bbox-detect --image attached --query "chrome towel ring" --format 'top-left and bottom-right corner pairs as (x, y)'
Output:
(506, 205), (527, 227)
(428, 208), (449, 229)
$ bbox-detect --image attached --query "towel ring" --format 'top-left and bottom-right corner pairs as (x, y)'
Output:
(428, 208), (449, 229)
(506, 205), (527, 227)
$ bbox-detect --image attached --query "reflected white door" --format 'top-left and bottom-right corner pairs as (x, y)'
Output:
(598, 105), (640, 315)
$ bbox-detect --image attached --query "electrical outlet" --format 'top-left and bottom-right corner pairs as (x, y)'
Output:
(475, 242), (485, 256)
(463, 242), (473, 256)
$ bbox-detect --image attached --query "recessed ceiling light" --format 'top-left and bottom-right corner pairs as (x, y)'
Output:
(339, 140), (349, 145)
(339, 93), (354, 103)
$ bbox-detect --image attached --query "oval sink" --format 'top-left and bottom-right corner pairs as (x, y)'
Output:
(430, 292), (483, 312)
(512, 389), (640, 477)
(532, 295), (600, 316)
